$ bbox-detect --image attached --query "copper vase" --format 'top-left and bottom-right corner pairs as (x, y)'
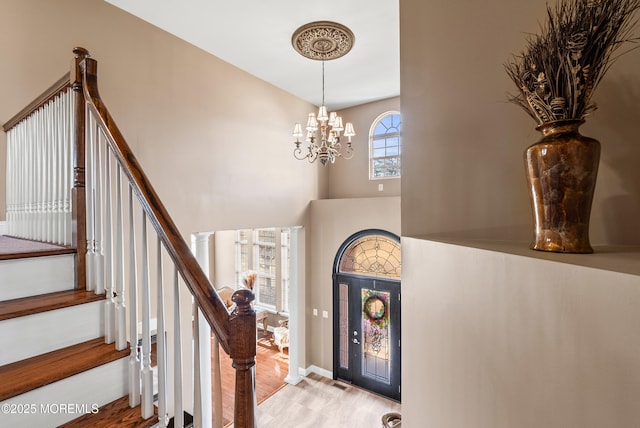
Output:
(524, 119), (600, 253)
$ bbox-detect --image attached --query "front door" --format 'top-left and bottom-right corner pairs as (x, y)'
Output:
(333, 230), (402, 402)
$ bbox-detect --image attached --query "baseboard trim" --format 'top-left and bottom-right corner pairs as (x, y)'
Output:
(301, 365), (332, 379)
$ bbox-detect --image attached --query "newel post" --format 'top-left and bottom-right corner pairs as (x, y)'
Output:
(70, 47), (89, 289)
(230, 289), (257, 428)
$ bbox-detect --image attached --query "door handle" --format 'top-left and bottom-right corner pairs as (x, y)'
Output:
(352, 338), (360, 344)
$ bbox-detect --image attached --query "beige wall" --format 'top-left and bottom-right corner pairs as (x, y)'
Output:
(328, 97), (401, 199)
(400, 0), (640, 244)
(400, 0), (640, 425)
(212, 231), (237, 289)
(403, 237), (640, 428)
(307, 196), (400, 371)
(0, 0), (326, 233)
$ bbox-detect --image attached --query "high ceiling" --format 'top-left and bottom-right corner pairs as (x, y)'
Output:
(104, 0), (400, 110)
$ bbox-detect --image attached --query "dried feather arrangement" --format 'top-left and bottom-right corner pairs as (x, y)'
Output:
(505, 0), (640, 124)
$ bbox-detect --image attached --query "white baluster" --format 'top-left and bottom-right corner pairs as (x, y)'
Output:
(104, 134), (114, 343)
(62, 90), (73, 245)
(37, 107), (45, 241)
(54, 93), (64, 245)
(17, 121), (26, 238)
(43, 102), (52, 243)
(17, 122), (25, 237)
(47, 100), (55, 243)
(21, 121), (27, 237)
(192, 233), (213, 428)
(115, 164), (126, 350)
(141, 212), (154, 419)
(6, 130), (14, 236)
(193, 303), (203, 428)
(94, 123), (105, 296)
(157, 237), (168, 427)
(51, 97), (60, 244)
(12, 125), (20, 237)
(29, 112), (37, 240)
(61, 90), (70, 245)
(128, 185), (141, 407)
(173, 268), (184, 428)
(212, 336), (222, 428)
(31, 110), (38, 240)
(12, 124), (21, 237)
(85, 112), (96, 292)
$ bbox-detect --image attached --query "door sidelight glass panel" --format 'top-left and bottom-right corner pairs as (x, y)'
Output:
(339, 283), (349, 369)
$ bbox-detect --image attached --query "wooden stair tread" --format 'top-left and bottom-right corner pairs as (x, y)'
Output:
(0, 247), (76, 261)
(0, 235), (75, 261)
(0, 289), (105, 321)
(59, 396), (158, 428)
(0, 337), (129, 401)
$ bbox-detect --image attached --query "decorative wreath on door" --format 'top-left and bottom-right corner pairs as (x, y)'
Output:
(362, 290), (389, 329)
(362, 291), (390, 354)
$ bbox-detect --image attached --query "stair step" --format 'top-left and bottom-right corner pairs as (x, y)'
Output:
(0, 291), (105, 365)
(0, 289), (104, 321)
(0, 235), (75, 261)
(0, 253), (76, 301)
(0, 337), (128, 402)
(59, 396), (158, 428)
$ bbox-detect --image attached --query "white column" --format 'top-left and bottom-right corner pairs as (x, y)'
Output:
(285, 227), (302, 385)
(192, 232), (213, 428)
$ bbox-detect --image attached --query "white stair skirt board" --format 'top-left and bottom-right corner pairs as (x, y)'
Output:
(0, 301), (104, 365)
(0, 357), (128, 427)
(0, 254), (75, 301)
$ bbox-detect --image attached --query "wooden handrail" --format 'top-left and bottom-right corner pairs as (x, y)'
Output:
(2, 74), (71, 132)
(77, 50), (234, 353)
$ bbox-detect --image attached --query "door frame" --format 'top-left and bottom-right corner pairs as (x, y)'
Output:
(332, 229), (401, 401)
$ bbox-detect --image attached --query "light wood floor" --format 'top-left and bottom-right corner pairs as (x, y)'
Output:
(217, 329), (289, 426)
(251, 372), (402, 428)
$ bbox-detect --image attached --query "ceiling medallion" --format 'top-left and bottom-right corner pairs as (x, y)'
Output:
(291, 21), (355, 61)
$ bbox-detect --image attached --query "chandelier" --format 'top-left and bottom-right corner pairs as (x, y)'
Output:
(291, 21), (356, 166)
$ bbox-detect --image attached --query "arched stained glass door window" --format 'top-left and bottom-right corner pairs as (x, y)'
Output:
(338, 234), (401, 280)
(333, 229), (401, 401)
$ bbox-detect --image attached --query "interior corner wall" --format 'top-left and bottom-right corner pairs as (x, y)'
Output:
(0, 0), (326, 233)
(400, 0), (640, 244)
(306, 196), (400, 372)
(327, 97), (401, 199)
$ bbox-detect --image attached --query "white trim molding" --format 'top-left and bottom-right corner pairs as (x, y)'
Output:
(301, 365), (333, 380)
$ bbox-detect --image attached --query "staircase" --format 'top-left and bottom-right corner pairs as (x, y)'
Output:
(2, 47), (258, 428)
(0, 238), (156, 427)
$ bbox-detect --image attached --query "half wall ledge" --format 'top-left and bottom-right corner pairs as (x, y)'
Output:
(409, 234), (640, 277)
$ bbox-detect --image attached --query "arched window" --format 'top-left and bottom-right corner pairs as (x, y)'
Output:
(337, 231), (401, 280)
(369, 111), (401, 179)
